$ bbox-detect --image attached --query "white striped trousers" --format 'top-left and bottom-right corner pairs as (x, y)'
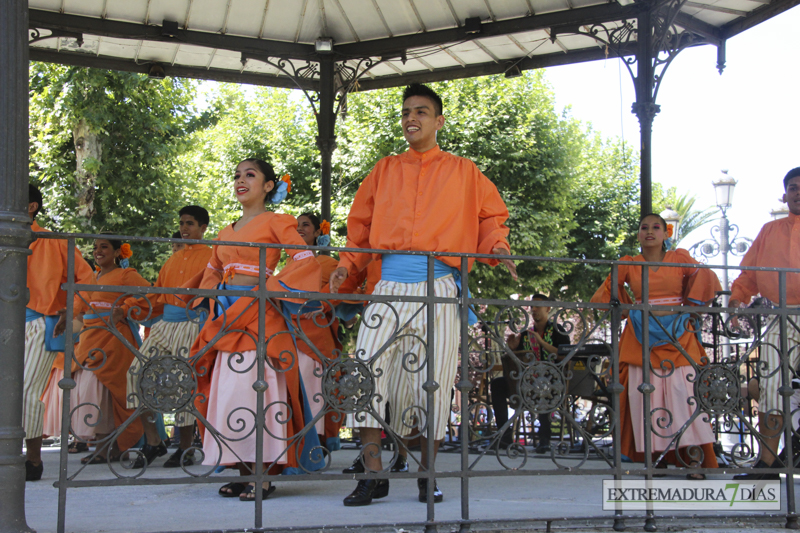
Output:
(23, 318), (59, 440)
(349, 276), (458, 442)
(759, 311), (800, 414)
(127, 319), (201, 427)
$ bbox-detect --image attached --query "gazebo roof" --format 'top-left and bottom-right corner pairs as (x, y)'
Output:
(28, 0), (798, 92)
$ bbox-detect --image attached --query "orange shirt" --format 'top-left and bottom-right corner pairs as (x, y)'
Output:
(339, 145), (510, 276)
(27, 221), (94, 316)
(73, 267), (152, 318)
(731, 212), (800, 305)
(199, 212), (315, 289)
(147, 244), (212, 311)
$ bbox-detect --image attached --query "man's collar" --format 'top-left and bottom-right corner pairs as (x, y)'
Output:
(407, 145), (441, 160)
(788, 212), (799, 224)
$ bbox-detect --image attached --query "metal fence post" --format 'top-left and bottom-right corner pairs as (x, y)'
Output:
(0, 0), (34, 531)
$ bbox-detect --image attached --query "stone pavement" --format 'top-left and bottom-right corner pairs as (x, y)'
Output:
(23, 444), (796, 533)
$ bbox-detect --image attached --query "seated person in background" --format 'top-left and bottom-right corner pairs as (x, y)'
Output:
(491, 293), (570, 453)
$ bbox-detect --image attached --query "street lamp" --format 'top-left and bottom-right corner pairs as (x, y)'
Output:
(689, 171), (753, 358)
(713, 170), (737, 212)
(690, 171), (752, 289)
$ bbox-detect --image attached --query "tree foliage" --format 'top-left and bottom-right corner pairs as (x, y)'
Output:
(29, 63), (202, 279)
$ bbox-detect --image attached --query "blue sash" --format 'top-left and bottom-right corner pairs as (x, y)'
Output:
(381, 254), (478, 325)
(26, 308), (79, 352)
(162, 303), (206, 323)
(84, 312), (143, 348)
(628, 310), (695, 351)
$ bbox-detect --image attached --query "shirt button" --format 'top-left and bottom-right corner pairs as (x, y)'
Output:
(418, 192), (423, 196)
(414, 232), (419, 236)
(416, 212), (421, 217)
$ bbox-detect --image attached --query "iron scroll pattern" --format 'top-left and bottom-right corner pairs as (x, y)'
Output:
(40, 231), (800, 533)
(569, 0), (707, 114)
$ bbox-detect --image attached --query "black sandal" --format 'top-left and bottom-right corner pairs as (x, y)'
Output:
(218, 482), (246, 498)
(68, 442), (88, 454)
(239, 483), (276, 501)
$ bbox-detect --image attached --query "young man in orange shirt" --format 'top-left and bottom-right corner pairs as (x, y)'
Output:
(331, 83), (517, 506)
(125, 206), (212, 468)
(730, 167), (800, 480)
(24, 185), (94, 481)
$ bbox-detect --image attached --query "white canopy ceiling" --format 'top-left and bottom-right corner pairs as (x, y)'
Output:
(28, 0), (797, 91)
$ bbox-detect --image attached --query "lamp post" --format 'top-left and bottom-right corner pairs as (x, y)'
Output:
(660, 207), (681, 249)
(688, 171), (752, 359)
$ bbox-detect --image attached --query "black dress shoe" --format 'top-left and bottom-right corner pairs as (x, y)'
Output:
(342, 456), (365, 474)
(25, 460), (43, 481)
(343, 479), (389, 506)
(417, 478), (443, 503)
(534, 442), (551, 454)
(132, 441), (168, 468)
(163, 448), (194, 468)
(733, 459), (780, 480)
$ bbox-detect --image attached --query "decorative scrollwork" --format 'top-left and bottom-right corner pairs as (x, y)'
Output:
(694, 364), (741, 415)
(518, 361), (566, 414)
(137, 355), (197, 413)
(322, 358), (374, 414)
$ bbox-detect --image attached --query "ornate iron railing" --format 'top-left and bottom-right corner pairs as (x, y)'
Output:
(35, 231), (800, 532)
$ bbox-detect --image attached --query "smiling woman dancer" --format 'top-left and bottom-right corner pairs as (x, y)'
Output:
(56, 237), (149, 464)
(188, 159), (321, 501)
(591, 213), (720, 479)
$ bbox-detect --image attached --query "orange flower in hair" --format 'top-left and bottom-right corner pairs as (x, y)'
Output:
(666, 224), (674, 238)
(119, 243), (133, 259)
(320, 220), (330, 235)
(281, 174), (291, 193)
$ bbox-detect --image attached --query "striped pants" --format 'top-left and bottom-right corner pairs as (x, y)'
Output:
(349, 276), (458, 442)
(759, 310), (800, 414)
(126, 319), (201, 427)
(23, 318), (59, 440)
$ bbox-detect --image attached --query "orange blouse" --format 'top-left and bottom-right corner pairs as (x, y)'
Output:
(73, 268), (151, 319)
(339, 145), (510, 276)
(731, 212), (800, 305)
(146, 244), (212, 312)
(591, 249), (721, 366)
(198, 211), (316, 291)
(27, 221), (94, 316)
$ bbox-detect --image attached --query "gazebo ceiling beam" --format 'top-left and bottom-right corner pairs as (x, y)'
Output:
(356, 44), (637, 91)
(335, 2), (642, 58)
(674, 12), (722, 44)
(29, 8), (315, 60)
(720, 0), (800, 39)
(29, 48), (317, 91)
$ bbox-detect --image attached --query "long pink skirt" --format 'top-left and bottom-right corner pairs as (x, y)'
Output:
(297, 350), (324, 436)
(72, 368), (115, 439)
(202, 350), (288, 466)
(628, 365), (715, 453)
(42, 368), (63, 437)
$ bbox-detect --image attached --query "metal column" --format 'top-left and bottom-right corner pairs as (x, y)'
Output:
(316, 57), (337, 226)
(0, 0), (34, 532)
(632, 6), (659, 217)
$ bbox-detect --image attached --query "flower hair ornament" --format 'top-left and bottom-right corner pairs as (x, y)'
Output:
(119, 243), (133, 268)
(270, 174), (292, 204)
(664, 224), (675, 251)
(317, 219), (331, 247)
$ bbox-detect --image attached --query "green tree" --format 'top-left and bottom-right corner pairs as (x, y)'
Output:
(29, 63), (203, 279)
(554, 133), (641, 303)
